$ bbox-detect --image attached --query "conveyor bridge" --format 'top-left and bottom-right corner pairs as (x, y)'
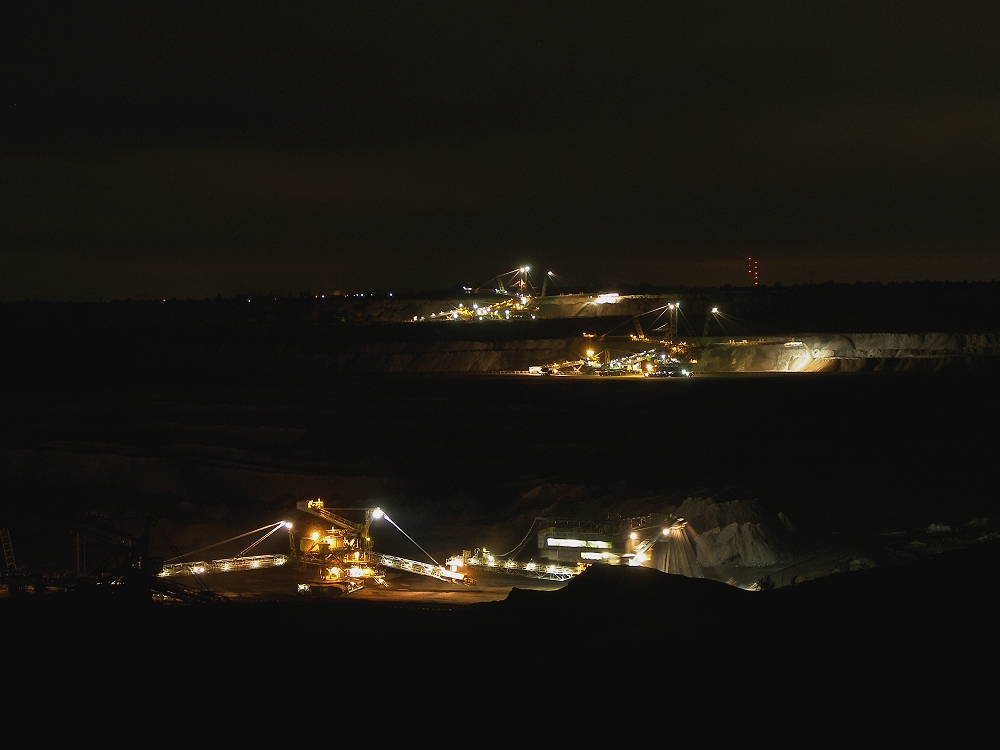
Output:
(451, 550), (581, 582)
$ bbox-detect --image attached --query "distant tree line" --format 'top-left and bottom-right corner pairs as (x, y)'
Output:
(3, 280), (999, 334)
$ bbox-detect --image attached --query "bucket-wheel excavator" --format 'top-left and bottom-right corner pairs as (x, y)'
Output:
(157, 499), (476, 597)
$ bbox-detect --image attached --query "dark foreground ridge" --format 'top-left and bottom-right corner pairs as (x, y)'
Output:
(3, 539), (997, 683)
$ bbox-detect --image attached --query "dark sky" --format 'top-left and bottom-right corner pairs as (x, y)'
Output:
(4, 1), (1000, 301)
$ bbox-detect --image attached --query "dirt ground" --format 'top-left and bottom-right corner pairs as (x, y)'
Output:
(165, 564), (566, 605)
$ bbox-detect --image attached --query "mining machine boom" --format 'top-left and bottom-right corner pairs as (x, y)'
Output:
(158, 500), (476, 596)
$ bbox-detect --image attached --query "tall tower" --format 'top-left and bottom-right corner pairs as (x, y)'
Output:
(747, 256), (759, 286)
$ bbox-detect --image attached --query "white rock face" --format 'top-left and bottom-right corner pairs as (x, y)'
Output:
(292, 330), (1000, 374)
(694, 333), (1000, 373)
(330, 337), (594, 372)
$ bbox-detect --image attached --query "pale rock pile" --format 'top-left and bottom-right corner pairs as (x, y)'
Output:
(674, 495), (783, 568)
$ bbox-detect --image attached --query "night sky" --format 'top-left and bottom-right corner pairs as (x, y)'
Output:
(4, 1), (1000, 301)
